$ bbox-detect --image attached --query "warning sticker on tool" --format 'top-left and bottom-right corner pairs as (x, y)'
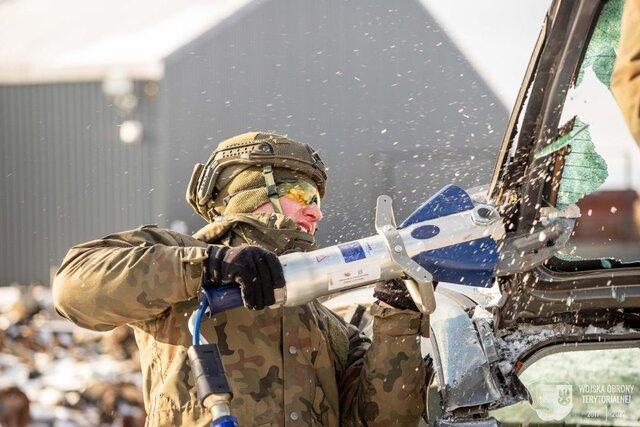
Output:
(329, 264), (381, 291)
(338, 241), (368, 263)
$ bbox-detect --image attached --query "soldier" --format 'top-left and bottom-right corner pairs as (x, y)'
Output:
(53, 132), (429, 426)
(612, 0), (640, 147)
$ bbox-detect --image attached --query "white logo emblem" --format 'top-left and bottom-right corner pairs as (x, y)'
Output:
(533, 384), (573, 421)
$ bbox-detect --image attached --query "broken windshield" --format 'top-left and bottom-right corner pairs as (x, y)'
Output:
(547, 0), (640, 262)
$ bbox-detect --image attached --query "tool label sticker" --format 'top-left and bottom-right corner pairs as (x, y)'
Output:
(338, 241), (366, 263)
(329, 264), (381, 291)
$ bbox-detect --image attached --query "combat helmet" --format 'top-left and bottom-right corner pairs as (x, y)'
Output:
(187, 132), (327, 222)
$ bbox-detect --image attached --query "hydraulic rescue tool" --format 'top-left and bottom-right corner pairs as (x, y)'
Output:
(187, 184), (578, 426)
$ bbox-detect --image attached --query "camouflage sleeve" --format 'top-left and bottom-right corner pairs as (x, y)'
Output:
(612, 0), (640, 146)
(52, 225), (209, 331)
(339, 304), (428, 427)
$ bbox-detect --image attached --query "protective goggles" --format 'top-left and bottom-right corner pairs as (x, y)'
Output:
(276, 181), (321, 208)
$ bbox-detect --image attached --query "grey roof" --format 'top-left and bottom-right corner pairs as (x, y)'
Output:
(0, 0), (253, 84)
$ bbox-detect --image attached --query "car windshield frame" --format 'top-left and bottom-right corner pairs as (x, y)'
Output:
(486, 0), (640, 327)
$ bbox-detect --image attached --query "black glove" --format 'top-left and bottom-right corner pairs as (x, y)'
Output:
(204, 245), (285, 310)
(373, 279), (419, 311)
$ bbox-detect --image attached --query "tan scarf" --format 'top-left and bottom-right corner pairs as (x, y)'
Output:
(193, 212), (317, 254)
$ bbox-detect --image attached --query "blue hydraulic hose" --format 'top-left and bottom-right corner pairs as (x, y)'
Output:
(193, 300), (208, 346)
(190, 300), (239, 426)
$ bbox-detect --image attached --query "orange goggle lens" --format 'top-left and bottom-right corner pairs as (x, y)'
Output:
(277, 181), (320, 208)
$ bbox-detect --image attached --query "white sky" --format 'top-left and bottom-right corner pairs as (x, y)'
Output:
(422, 0), (552, 107)
(0, 0), (253, 83)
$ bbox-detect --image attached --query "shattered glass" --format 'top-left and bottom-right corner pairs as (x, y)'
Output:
(554, 117), (608, 209)
(536, 117), (609, 209)
(546, 0), (640, 262)
(555, 252), (613, 268)
(542, 1), (623, 211)
(574, 0), (623, 89)
(533, 120), (590, 160)
(554, 252), (586, 262)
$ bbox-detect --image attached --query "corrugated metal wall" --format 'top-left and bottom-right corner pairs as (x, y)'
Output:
(0, 82), (161, 285)
(162, 0), (508, 244)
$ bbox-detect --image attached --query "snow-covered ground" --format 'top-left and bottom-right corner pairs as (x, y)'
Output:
(0, 283), (145, 427)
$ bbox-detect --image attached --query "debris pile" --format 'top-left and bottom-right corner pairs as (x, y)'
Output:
(0, 283), (145, 427)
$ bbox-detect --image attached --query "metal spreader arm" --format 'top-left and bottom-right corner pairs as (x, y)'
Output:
(374, 195), (436, 314)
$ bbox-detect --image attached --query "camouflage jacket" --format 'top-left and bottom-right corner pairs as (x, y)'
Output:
(53, 213), (428, 426)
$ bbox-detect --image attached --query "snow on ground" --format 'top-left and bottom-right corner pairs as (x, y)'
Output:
(0, 283), (145, 427)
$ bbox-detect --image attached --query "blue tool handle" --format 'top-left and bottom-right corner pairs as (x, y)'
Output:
(211, 415), (239, 427)
(200, 286), (244, 317)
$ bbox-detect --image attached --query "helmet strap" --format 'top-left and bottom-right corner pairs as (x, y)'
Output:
(262, 165), (283, 214)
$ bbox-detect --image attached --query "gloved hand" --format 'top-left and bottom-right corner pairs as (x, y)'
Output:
(204, 245), (285, 310)
(373, 279), (420, 311)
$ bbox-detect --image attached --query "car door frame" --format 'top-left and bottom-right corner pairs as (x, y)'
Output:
(485, 0), (640, 329)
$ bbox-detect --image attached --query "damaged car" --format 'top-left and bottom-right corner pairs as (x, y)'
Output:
(323, 0), (640, 425)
